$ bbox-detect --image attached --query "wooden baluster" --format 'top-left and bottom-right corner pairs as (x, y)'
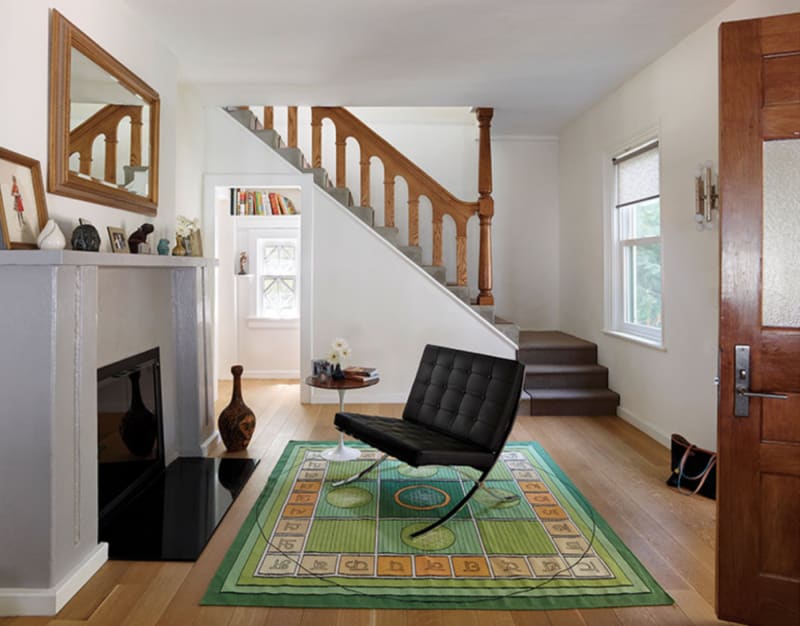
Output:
(263, 106), (274, 130)
(384, 173), (395, 228)
(432, 212), (443, 266)
(79, 149), (92, 176)
(336, 128), (346, 188)
(287, 106), (298, 147)
(408, 194), (420, 246)
(105, 129), (118, 183)
(130, 109), (142, 167)
(360, 153), (371, 207)
(476, 107), (495, 305)
(456, 220), (468, 287)
(311, 109), (322, 168)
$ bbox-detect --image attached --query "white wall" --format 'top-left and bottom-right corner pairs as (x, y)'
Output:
(557, 0), (800, 450)
(0, 0), (179, 248)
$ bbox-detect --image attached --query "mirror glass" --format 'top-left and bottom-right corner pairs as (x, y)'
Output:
(50, 10), (159, 215)
(69, 49), (151, 196)
(762, 139), (800, 328)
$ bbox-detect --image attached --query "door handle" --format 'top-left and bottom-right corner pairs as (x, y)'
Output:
(736, 389), (788, 400)
(734, 345), (789, 417)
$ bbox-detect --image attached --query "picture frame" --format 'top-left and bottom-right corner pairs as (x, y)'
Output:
(0, 147), (49, 249)
(107, 226), (129, 253)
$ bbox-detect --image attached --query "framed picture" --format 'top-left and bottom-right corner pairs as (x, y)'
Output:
(107, 227), (129, 253)
(0, 147), (48, 249)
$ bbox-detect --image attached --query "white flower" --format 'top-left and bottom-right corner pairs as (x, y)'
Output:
(327, 350), (340, 364)
(176, 215), (199, 237)
(332, 337), (349, 351)
(340, 347), (351, 359)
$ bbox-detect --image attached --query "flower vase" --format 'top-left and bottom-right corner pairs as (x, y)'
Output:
(218, 365), (256, 452)
(332, 364), (345, 380)
(172, 236), (187, 256)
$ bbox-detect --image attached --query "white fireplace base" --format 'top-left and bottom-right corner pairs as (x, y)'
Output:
(0, 250), (215, 616)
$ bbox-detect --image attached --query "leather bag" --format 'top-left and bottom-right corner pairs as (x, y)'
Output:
(666, 434), (717, 499)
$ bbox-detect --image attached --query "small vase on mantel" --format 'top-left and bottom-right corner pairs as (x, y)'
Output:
(218, 365), (256, 452)
(172, 236), (187, 256)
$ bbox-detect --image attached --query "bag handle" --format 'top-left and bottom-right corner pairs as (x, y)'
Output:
(675, 444), (717, 496)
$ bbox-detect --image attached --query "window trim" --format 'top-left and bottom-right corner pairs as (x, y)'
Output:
(605, 132), (664, 348)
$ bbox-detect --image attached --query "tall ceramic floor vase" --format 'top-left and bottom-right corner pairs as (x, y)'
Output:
(218, 365), (256, 452)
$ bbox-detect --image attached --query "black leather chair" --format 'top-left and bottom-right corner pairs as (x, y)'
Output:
(333, 344), (525, 537)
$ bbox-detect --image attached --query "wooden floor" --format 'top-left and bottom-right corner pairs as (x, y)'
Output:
(2, 380), (734, 626)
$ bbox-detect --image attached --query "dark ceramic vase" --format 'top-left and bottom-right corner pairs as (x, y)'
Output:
(218, 365), (256, 452)
(119, 370), (157, 457)
(332, 363), (345, 380)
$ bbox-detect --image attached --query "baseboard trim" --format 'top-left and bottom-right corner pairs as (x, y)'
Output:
(617, 407), (670, 449)
(0, 543), (108, 616)
(241, 370), (299, 379)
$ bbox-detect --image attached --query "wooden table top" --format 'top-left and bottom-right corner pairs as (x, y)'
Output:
(304, 376), (379, 391)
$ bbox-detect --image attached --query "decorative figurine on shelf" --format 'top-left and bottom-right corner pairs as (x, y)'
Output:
(37, 219), (66, 250)
(157, 238), (170, 255)
(238, 251), (248, 275)
(171, 236), (187, 256)
(218, 365), (256, 452)
(70, 218), (101, 252)
(128, 223), (154, 254)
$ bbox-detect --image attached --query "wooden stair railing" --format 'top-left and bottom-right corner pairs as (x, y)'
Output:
(310, 106), (494, 301)
(69, 104), (143, 184)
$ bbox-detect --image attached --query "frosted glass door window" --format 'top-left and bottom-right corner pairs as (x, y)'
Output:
(258, 239), (298, 319)
(763, 140), (800, 328)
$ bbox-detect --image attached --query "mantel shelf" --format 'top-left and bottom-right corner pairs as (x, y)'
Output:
(0, 249), (217, 268)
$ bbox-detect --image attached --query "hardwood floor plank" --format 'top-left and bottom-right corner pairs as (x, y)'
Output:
(4, 382), (734, 626)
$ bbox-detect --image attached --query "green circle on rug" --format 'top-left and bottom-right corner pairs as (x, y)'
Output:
(401, 523), (455, 551)
(398, 465), (439, 478)
(326, 486), (373, 508)
(474, 487), (519, 509)
(394, 485), (451, 510)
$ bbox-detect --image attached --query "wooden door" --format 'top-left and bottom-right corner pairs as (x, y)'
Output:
(718, 13), (800, 626)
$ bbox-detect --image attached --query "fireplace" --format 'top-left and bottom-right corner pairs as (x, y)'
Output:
(97, 348), (257, 561)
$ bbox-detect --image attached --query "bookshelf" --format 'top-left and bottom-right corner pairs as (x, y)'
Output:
(230, 187), (301, 216)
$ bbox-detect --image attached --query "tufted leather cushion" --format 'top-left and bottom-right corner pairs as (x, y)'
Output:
(333, 345), (524, 472)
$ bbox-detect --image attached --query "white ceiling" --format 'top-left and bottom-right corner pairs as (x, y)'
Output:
(127, 0), (733, 134)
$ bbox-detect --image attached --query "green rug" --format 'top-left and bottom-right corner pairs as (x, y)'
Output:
(202, 441), (672, 610)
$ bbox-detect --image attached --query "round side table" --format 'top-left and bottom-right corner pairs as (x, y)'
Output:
(305, 375), (379, 461)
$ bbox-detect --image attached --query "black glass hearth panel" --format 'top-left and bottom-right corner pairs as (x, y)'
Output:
(99, 457), (258, 561)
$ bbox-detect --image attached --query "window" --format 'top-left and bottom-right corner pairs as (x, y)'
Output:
(257, 238), (299, 319)
(611, 140), (662, 344)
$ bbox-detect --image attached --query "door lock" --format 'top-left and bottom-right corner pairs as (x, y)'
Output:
(734, 345), (788, 417)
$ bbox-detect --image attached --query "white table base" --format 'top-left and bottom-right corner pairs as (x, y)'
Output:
(321, 388), (361, 461)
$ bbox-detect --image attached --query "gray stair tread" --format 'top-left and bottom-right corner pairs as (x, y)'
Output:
(495, 316), (514, 324)
(526, 388), (619, 400)
(518, 331), (596, 351)
(524, 363), (607, 374)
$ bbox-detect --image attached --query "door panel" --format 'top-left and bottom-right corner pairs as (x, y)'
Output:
(718, 13), (800, 626)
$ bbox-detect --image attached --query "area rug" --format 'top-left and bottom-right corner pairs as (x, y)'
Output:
(202, 441), (672, 610)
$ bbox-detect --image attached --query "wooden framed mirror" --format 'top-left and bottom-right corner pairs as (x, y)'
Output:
(49, 10), (160, 216)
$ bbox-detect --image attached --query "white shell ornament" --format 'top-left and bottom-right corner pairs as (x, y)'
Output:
(37, 219), (67, 250)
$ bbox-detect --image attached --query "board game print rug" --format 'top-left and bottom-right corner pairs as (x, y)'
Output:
(202, 441), (672, 610)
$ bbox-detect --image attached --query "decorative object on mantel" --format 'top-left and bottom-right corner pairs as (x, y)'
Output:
(171, 235), (187, 256)
(157, 238), (170, 255)
(70, 218), (100, 251)
(238, 251), (248, 275)
(119, 370), (158, 457)
(176, 215), (202, 257)
(128, 223), (154, 254)
(0, 146), (48, 249)
(37, 219), (67, 250)
(107, 226), (129, 253)
(218, 365), (256, 452)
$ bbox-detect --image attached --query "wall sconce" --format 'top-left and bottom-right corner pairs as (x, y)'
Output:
(695, 161), (718, 231)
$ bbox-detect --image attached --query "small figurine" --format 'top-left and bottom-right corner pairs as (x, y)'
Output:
(128, 223), (154, 255)
(157, 238), (170, 255)
(71, 218), (101, 252)
(238, 251), (248, 275)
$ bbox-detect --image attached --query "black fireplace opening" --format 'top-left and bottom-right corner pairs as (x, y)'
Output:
(97, 348), (258, 561)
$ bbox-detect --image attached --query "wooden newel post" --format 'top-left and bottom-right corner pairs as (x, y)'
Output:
(476, 107), (494, 306)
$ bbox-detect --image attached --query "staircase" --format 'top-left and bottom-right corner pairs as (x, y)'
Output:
(516, 331), (620, 416)
(225, 106), (519, 343)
